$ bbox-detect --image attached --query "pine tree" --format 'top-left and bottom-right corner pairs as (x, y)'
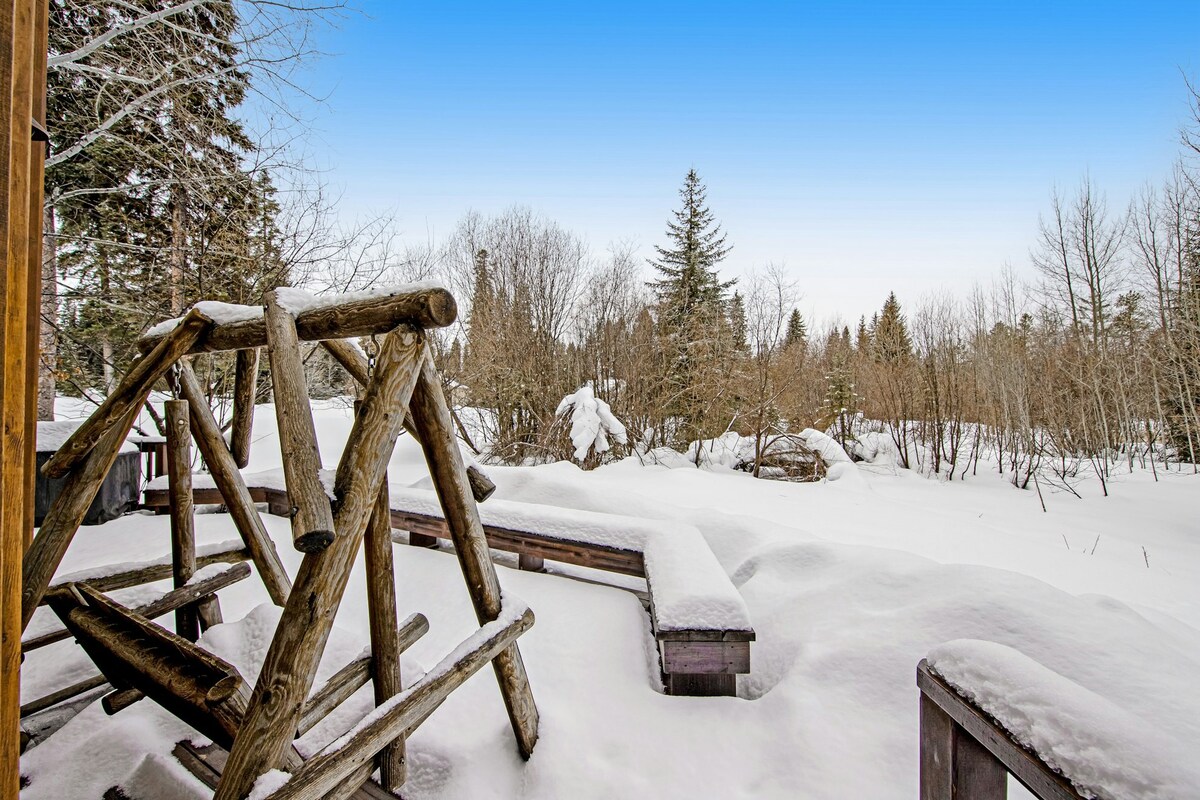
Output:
(784, 309), (807, 349)
(728, 291), (748, 353)
(873, 292), (913, 362)
(648, 169), (734, 329)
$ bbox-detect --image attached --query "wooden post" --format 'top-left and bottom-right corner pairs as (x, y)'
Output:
(229, 348), (258, 469)
(138, 286), (457, 354)
(40, 308), (213, 478)
(177, 363), (291, 606)
(919, 692), (1007, 800)
(263, 605), (535, 800)
(264, 291), (335, 553)
(321, 337), (497, 504)
(214, 326), (426, 800)
(407, 355), (540, 759)
(166, 400), (199, 641)
(364, 475), (404, 790)
(21, 385), (153, 630)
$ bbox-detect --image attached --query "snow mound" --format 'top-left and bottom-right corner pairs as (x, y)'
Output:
(928, 639), (1200, 800)
(555, 385), (627, 462)
(36, 419), (137, 454)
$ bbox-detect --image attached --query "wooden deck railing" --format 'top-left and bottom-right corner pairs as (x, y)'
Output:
(917, 659), (1087, 800)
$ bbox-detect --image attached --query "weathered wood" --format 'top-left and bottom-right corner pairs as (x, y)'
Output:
(23, 563), (249, 653)
(918, 660), (1086, 800)
(101, 687), (144, 716)
(919, 691), (1007, 800)
(364, 475), (405, 790)
(46, 583), (259, 759)
(177, 362), (291, 605)
(321, 337), (497, 503)
(408, 354), (539, 759)
(41, 308), (213, 479)
(214, 326), (426, 800)
(43, 544), (249, 600)
(139, 286), (457, 354)
(660, 640), (750, 675)
(264, 605), (535, 800)
(264, 291), (335, 553)
(229, 348), (258, 469)
(22, 384), (154, 631)
(663, 673), (735, 697)
(517, 553), (544, 572)
(172, 742), (396, 800)
(19, 674), (109, 718)
(166, 400), (199, 640)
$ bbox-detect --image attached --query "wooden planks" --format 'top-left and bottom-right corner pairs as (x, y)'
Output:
(138, 287), (457, 355)
(918, 659), (1086, 800)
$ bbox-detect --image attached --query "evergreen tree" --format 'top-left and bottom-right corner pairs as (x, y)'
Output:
(728, 291), (748, 353)
(648, 169), (734, 329)
(873, 292), (913, 362)
(784, 309), (807, 349)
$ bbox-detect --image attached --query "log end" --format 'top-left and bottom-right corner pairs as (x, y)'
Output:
(423, 288), (458, 328)
(294, 529), (335, 553)
(205, 673), (244, 705)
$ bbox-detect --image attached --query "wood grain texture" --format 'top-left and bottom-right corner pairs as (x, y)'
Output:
(264, 292), (335, 553)
(21, 383), (153, 631)
(177, 362), (291, 606)
(918, 659), (1086, 800)
(214, 326), (425, 800)
(408, 354), (540, 759)
(321, 337), (497, 504)
(42, 544), (249, 600)
(166, 400), (198, 641)
(264, 606), (535, 800)
(364, 476), (404, 790)
(41, 308), (212, 478)
(229, 348), (258, 469)
(139, 286), (457, 354)
(660, 640), (750, 675)
(172, 742), (395, 800)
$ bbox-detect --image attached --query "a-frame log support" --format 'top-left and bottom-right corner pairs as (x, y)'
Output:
(214, 324), (427, 800)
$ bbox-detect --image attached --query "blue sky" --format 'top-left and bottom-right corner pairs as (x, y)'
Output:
(298, 1), (1200, 324)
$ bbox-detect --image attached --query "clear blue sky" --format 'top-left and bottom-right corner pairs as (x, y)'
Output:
(298, 1), (1200, 325)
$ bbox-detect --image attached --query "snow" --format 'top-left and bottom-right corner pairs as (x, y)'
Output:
(18, 399), (1200, 799)
(248, 769), (292, 800)
(555, 385), (627, 461)
(928, 640), (1200, 799)
(143, 300), (262, 337)
(36, 419), (137, 454)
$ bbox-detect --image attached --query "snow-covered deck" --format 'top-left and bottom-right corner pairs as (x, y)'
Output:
(143, 471), (756, 696)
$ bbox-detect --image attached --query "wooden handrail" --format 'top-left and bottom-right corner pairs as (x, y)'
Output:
(917, 659), (1087, 800)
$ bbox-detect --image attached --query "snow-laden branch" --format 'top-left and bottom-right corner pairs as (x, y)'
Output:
(49, 0), (210, 69)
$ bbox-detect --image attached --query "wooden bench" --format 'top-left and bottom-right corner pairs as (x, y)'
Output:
(144, 478), (755, 697)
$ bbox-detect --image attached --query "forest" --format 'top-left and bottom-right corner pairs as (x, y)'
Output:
(43, 0), (1200, 493)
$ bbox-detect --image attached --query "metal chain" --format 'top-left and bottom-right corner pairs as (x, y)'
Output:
(365, 334), (379, 379)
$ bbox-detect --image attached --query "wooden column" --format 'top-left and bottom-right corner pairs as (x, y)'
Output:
(166, 400), (199, 641)
(177, 363), (291, 606)
(408, 355), (540, 759)
(1, 3), (42, 793)
(229, 348), (258, 469)
(919, 692), (1007, 800)
(264, 291), (334, 552)
(364, 475), (404, 790)
(214, 326), (426, 800)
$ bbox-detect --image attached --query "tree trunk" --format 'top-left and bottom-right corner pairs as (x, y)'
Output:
(170, 183), (187, 316)
(37, 203), (56, 419)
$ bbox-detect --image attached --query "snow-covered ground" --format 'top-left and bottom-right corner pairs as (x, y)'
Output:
(21, 399), (1200, 799)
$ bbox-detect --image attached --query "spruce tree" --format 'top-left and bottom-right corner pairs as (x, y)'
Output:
(648, 169), (734, 329)
(784, 309), (807, 349)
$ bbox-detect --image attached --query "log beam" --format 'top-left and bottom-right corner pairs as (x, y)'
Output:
(407, 355), (539, 759)
(364, 476), (405, 790)
(166, 399), (199, 640)
(229, 348), (258, 469)
(41, 308), (212, 478)
(264, 291), (335, 552)
(177, 363), (291, 605)
(138, 286), (456, 355)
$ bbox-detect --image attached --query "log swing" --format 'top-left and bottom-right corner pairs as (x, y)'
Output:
(21, 285), (539, 799)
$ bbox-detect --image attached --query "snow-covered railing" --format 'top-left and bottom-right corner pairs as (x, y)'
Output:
(916, 642), (1195, 800)
(143, 475), (756, 697)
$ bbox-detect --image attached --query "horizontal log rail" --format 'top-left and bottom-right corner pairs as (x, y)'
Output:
(137, 286), (457, 355)
(918, 659), (1088, 800)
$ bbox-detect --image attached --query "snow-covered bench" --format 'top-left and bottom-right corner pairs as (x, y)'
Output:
(143, 474), (755, 697)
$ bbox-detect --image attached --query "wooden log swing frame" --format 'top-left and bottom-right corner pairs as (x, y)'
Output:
(19, 285), (539, 799)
